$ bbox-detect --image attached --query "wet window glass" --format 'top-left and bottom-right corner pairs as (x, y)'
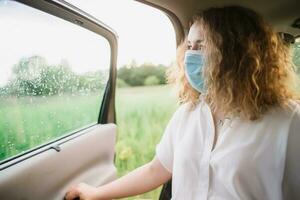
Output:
(292, 38), (300, 94)
(0, 0), (110, 161)
(292, 38), (300, 69)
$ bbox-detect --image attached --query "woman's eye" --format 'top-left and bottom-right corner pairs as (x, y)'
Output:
(186, 44), (203, 50)
(198, 45), (205, 51)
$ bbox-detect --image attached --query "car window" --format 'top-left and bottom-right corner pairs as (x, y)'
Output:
(292, 38), (300, 94)
(0, 0), (110, 162)
(292, 38), (300, 71)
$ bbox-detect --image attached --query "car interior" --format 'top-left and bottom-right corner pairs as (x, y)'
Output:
(0, 0), (299, 199)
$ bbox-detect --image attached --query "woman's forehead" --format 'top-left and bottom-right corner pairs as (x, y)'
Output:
(187, 22), (204, 43)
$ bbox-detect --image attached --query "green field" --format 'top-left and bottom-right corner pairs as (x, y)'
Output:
(0, 92), (104, 160)
(0, 85), (178, 199)
(115, 85), (177, 199)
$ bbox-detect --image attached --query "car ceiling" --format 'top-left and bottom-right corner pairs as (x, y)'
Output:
(138, 0), (300, 37)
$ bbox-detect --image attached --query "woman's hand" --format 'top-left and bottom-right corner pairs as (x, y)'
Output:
(64, 182), (108, 200)
(63, 157), (170, 200)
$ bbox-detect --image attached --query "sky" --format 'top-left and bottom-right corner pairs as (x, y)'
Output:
(66, 0), (177, 66)
(0, 0), (176, 86)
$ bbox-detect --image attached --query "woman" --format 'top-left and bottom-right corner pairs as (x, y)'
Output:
(65, 5), (300, 200)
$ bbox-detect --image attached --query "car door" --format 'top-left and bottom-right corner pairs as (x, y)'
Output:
(0, 0), (118, 199)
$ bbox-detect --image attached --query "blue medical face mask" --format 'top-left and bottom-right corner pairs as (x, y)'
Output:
(184, 50), (206, 93)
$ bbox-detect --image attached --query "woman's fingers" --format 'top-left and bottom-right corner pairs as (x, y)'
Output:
(64, 185), (80, 200)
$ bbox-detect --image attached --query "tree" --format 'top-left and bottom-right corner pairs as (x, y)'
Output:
(9, 56), (47, 96)
(293, 41), (300, 73)
(1, 55), (107, 96)
(117, 63), (168, 86)
(144, 75), (160, 86)
(117, 78), (129, 88)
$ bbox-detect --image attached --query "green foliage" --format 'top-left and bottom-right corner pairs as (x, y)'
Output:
(292, 41), (300, 71)
(0, 56), (107, 96)
(144, 75), (160, 86)
(116, 78), (129, 88)
(1, 56), (170, 98)
(117, 61), (168, 86)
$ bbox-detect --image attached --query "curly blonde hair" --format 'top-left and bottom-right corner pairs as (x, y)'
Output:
(167, 5), (299, 120)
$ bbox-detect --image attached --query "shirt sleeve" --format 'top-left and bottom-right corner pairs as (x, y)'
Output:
(282, 101), (300, 199)
(155, 105), (185, 173)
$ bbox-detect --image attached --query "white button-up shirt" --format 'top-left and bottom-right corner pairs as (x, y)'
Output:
(155, 95), (300, 200)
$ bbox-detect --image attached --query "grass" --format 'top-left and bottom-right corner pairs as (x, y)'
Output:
(0, 84), (178, 200)
(115, 85), (178, 199)
(0, 92), (104, 160)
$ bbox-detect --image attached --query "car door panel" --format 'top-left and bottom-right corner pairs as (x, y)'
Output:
(0, 124), (117, 200)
